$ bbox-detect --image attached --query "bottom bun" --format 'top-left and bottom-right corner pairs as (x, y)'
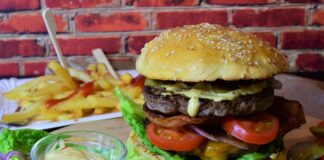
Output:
(126, 131), (165, 160)
(125, 131), (287, 160)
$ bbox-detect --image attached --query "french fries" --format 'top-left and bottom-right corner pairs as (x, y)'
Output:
(2, 61), (143, 123)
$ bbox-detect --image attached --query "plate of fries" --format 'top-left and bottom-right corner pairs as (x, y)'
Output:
(0, 61), (143, 130)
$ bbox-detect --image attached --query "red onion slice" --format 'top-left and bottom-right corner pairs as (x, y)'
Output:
(4, 151), (26, 160)
(0, 153), (4, 160)
(189, 125), (249, 149)
(190, 125), (219, 141)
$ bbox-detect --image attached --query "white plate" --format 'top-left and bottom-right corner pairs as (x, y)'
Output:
(0, 70), (138, 130)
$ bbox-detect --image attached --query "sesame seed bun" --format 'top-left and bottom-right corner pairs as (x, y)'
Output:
(126, 131), (165, 160)
(136, 23), (288, 81)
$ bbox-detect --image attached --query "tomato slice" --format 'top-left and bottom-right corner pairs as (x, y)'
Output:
(132, 75), (146, 89)
(320, 156), (324, 160)
(222, 112), (279, 145)
(146, 123), (205, 151)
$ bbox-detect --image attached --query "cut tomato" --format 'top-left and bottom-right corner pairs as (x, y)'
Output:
(320, 156), (324, 160)
(132, 75), (145, 89)
(146, 123), (205, 151)
(222, 112), (279, 145)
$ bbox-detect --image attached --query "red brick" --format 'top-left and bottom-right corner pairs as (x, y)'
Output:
(0, 39), (44, 58)
(312, 9), (324, 25)
(24, 61), (48, 76)
(232, 8), (305, 27)
(131, 0), (199, 6)
(295, 53), (324, 71)
(52, 36), (121, 56)
(281, 30), (324, 49)
(45, 0), (119, 9)
(0, 62), (19, 77)
(127, 35), (157, 54)
(207, 0), (276, 5)
(286, 0), (323, 3)
(0, 0), (39, 11)
(0, 13), (67, 33)
(155, 10), (228, 29)
(75, 12), (148, 32)
(251, 32), (276, 47)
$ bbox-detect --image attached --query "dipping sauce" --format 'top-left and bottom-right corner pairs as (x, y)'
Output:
(44, 146), (104, 160)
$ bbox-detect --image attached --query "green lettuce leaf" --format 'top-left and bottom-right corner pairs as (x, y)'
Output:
(0, 128), (49, 155)
(115, 87), (183, 160)
(125, 142), (149, 160)
(237, 152), (267, 160)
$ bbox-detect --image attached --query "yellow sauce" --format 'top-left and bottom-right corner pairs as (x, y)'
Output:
(187, 97), (199, 117)
(44, 147), (104, 160)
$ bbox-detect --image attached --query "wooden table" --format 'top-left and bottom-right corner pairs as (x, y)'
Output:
(54, 74), (324, 150)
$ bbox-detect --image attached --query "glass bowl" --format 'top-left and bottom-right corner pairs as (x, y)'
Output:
(30, 130), (126, 160)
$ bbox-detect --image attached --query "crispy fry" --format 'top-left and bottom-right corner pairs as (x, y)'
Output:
(52, 95), (118, 111)
(2, 101), (43, 123)
(27, 84), (70, 98)
(2, 60), (140, 123)
(72, 109), (83, 118)
(122, 86), (142, 99)
(34, 111), (60, 121)
(4, 75), (60, 99)
(86, 64), (97, 72)
(18, 99), (34, 108)
(48, 61), (78, 89)
(96, 78), (113, 90)
(57, 113), (74, 121)
(68, 68), (93, 83)
(121, 73), (133, 84)
(93, 108), (111, 115)
(97, 63), (108, 75)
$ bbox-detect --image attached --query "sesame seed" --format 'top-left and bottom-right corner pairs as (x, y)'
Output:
(254, 61), (259, 65)
(188, 46), (195, 50)
(207, 40), (215, 44)
(199, 59), (204, 62)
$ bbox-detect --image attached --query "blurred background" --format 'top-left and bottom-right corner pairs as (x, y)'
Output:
(0, 0), (323, 79)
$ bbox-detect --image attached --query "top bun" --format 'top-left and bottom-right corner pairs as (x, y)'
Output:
(136, 23), (288, 81)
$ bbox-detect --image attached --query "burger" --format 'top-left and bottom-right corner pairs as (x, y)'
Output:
(117, 23), (306, 160)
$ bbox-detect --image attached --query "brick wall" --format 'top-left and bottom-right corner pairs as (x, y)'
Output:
(0, 0), (323, 78)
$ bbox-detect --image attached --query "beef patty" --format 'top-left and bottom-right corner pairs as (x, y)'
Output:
(144, 86), (274, 117)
